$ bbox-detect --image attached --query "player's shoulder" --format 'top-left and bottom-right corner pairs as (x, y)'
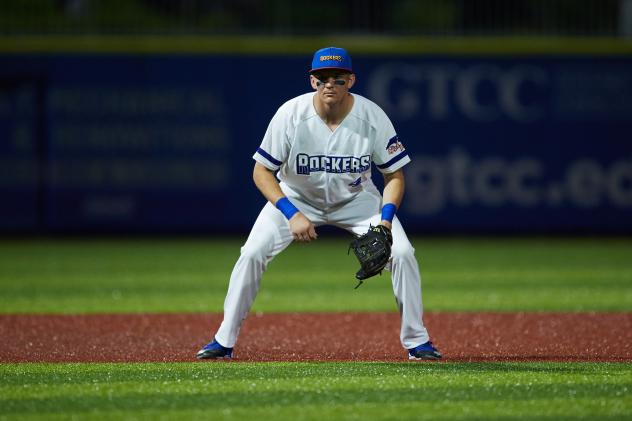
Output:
(349, 94), (391, 128)
(275, 93), (316, 120)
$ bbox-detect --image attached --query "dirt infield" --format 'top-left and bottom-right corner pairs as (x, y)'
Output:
(2, 312), (631, 363)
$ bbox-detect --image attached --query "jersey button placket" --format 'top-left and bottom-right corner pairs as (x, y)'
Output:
(323, 130), (337, 213)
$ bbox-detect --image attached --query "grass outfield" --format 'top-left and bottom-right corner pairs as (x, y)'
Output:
(0, 237), (631, 313)
(1, 362), (630, 420)
(2, 237), (631, 420)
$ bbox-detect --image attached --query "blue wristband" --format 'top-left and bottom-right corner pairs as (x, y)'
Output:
(276, 197), (299, 220)
(381, 203), (397, 223)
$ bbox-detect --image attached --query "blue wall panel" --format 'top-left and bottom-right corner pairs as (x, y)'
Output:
(0, 53), (630, 233)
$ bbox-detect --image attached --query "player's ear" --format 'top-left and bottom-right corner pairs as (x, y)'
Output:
(309, 74), (319, 90)
(346, 73), (356, 89)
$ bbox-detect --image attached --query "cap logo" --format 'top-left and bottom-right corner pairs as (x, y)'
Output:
(310, 47), (352, 73)
(320, 55), (343, 62)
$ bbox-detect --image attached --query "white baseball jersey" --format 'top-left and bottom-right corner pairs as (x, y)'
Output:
(253, 93), (410, 209)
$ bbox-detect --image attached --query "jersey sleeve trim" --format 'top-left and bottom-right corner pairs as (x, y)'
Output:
(376, 151), (410, 172)
(255, 147), (283, 167)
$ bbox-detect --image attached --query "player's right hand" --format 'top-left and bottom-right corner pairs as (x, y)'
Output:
(289, 212), (318, 243)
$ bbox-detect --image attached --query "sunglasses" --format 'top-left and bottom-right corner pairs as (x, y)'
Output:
(315, 78), (346, 87)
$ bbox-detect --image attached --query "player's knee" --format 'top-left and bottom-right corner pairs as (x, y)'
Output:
(391, 240), (415, 261)
(239, 244), (267, 264)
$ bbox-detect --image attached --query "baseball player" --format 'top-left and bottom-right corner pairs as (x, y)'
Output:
(197, 47), (441, 361)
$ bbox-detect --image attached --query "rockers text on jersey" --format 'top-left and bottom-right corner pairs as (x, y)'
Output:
(296, 153), (371, 175)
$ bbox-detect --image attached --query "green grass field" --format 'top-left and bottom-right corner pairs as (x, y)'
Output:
(1, 237), (631, 313)
(0, 362), (630, 420)
(1, 237), (631, 420)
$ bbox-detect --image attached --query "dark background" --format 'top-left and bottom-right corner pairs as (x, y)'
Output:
(1, 0), (631, 234)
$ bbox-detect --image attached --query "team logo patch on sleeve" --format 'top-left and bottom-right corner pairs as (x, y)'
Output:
(386, 135), (405, 155)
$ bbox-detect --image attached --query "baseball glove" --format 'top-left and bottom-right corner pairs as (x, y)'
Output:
(348, 224), (393, 287)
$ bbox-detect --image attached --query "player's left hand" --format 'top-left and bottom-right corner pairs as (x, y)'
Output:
(349, 224), (393, 282)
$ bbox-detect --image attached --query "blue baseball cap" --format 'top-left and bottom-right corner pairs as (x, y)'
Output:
(309, 47), (353, 74)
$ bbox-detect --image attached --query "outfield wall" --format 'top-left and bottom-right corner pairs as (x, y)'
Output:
(1, 38), (631, 233)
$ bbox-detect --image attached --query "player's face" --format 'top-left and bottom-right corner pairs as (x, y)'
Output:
(310, 71), (355, 104)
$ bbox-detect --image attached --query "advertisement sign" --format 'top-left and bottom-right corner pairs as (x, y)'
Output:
(0, 54), (630, 232)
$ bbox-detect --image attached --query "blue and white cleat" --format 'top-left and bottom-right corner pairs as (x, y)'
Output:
(196, 338), (233, 359)
(408, 341), (442, 360)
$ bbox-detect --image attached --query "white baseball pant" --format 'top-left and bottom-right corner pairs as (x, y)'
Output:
(214, 182), (430, 350)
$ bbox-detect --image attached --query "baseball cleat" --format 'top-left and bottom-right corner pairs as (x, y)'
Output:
(408, 341), (442, 360)
(196, 338), (233, 359)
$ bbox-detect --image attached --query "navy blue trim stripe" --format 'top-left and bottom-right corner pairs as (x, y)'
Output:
(256, 148), (282, 166)
(376, 151), (409, 169)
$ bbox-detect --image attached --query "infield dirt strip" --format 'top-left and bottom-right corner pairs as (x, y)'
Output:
(2, 312), (631, 363)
